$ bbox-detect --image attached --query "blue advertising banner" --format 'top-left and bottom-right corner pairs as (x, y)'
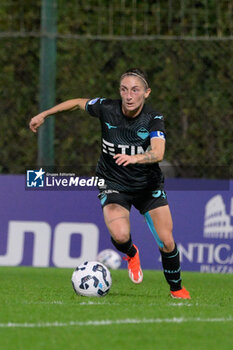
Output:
(0, 175), (232, 273)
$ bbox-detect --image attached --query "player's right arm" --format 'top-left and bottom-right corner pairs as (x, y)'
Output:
(29, 98), (89, 133)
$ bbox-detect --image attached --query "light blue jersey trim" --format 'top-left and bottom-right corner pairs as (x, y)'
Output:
(144, 212), (164, 248)
(85, 101), (89, 111)
(100, 194), (107, 206)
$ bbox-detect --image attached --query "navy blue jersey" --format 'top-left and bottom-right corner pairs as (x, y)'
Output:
(86, 98), (166, 192)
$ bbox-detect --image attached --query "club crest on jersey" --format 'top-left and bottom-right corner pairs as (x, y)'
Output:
(137, 127), (149, 140)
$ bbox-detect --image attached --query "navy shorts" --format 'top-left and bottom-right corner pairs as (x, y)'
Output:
(98, 188), (168, 215)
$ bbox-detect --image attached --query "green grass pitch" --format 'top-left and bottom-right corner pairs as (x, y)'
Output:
(0, 267), (232, 350)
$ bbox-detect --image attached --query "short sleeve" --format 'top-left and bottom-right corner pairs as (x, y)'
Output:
(85, 98), (106, 118)
(149, 115), (166, 140)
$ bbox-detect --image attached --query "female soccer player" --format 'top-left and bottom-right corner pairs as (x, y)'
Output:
(29, 68), (190, 299)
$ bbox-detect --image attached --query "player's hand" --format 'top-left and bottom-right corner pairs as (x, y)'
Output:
(29, 113), (46, 133)
(113, 154), (137, 166)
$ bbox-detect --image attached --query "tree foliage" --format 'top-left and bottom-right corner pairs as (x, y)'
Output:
(0, 1), (232, 177)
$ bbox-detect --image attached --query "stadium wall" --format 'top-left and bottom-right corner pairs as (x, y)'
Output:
(0, 175), (232, 273)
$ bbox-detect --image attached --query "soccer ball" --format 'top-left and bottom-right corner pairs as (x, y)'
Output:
(97, 249), (121, 270)
(71, 261), (112, 297)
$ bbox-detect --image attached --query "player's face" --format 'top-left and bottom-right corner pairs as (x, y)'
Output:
(120, 76), (151, 117)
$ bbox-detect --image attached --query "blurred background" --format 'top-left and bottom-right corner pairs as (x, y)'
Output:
(0, 0), (232, 177)
(0, 1), (232, 273)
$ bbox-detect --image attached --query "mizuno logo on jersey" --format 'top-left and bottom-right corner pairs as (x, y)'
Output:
(105, 122), (117, 129)
(154, 115), (163, 120)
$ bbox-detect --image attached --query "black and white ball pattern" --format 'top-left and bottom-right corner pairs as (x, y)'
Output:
(71, 261), (112, 297)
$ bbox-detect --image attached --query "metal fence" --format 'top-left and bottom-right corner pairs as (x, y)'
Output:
(0, 0), (232, 39)
(0, 0), (232, 176)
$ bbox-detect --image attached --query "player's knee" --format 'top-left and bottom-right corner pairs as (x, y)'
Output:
(163, 237), (175, 252)
(108, 220), (130, 243)
(111, 229), (130, 244)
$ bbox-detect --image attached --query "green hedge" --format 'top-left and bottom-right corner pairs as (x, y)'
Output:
(54, 39), (232, 178)
(0, 1), (232, 177)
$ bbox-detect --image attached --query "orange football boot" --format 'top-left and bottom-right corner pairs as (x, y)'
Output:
(124, 245), (143, 284)
(170, 287), (191, 299)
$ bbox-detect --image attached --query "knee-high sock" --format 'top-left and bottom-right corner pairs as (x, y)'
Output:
(160, 243), (182, 291)
(111, 235), (137, 257)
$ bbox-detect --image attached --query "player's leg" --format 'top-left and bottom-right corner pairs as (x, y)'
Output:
(101, 199), (143, 283)
(146, 205), (174, 252)
(146, 205), (190, 298)
(103, 203), (132, 247)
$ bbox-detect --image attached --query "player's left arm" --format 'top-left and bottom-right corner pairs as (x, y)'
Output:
(114, 137), (165, 166)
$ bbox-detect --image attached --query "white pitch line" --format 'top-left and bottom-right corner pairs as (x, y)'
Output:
(23, 301), (63, 305)
(168, 302), (193, 307)
(0, 317), (232, 328)
(79, 301), (119, 306)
